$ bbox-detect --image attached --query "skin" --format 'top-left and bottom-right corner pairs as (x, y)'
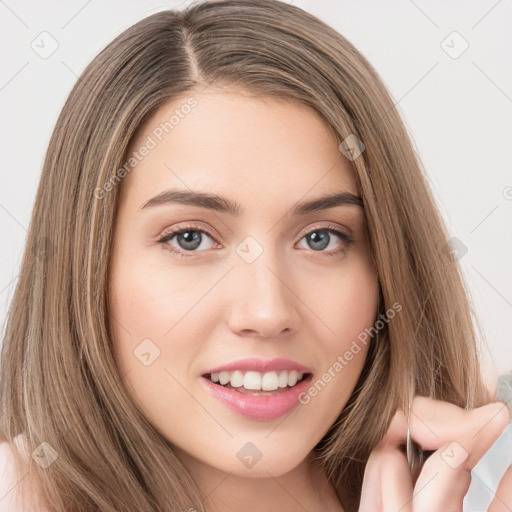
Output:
(107, 85), (511, 511)
(361, 398), (511, 511)
(108, 85), (379, 512)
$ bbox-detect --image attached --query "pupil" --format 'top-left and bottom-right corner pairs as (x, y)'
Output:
(309, 231), (329, 251)
(178, 231), (201, 250)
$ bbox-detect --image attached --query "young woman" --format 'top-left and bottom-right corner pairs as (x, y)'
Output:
(1, 1), (510, 511)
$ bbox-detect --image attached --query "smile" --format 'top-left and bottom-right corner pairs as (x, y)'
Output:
(208, 369), (307, 391)
(201, 371), (313, 420)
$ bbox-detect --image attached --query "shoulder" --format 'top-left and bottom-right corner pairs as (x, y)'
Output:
(0, 437), (41, 512)
(0, 440), (26, 511)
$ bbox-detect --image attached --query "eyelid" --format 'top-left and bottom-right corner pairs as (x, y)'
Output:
(156, 221), (219, 243)
(295, 221), (352, 241)
(156, 220), (355, 259)
(157, 220), (352, 244)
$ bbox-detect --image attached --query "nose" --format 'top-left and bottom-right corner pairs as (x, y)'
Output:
(226, 254), (302, 339)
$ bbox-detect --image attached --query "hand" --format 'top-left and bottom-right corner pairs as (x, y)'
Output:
(358, 396), (511, 512)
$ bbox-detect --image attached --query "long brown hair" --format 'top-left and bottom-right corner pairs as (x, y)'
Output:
(0, 1), (488, 510)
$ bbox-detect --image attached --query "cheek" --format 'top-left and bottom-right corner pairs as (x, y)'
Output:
(109, 249), (208, 337)
(298, 258), (378, 410)
(305, 255), (379, 347)
(108, 262), (199, 426)
(108, 250), (220, 410)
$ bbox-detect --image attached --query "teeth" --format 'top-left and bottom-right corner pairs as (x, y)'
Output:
(244, 371), (262, 390)
(261, 372), (279, 391)
(208, 370), (305, 391)
(278, 371), (288, 388)
(230, 370), (244, 388)
(288, 370), (299, 387)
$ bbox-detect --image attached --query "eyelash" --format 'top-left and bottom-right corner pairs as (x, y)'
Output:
(156, 222), (355, 259)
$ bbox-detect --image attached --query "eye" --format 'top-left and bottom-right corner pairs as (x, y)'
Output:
(296, 224), (354, 257)
(157, 223), (218, 259)
(157, 222), (355, 259)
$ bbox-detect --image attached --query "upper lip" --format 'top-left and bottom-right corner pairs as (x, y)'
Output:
(202, 357), (312, 375)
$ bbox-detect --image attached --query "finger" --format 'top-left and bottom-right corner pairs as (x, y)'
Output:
(378, 407), (407, 449)
(412, 447), (471, 512)
(359, 445), (413, 512)
(359, 409), (413, 512)
(407, 398), (510, 512)
(410, 398), (510, 468)
(488, 465), (512, 512)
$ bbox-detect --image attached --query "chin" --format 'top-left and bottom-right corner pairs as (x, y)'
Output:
(211, 439), (311, 478)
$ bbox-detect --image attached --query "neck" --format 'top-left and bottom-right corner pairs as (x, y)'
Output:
(174, 447), (345, 512)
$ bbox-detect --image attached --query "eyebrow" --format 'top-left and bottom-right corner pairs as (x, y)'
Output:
(140, 189), (363, 216)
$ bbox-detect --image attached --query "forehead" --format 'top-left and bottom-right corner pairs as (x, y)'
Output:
(122, 87), (359, 208)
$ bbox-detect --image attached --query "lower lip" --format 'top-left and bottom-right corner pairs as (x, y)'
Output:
(200, 374), (313, 421)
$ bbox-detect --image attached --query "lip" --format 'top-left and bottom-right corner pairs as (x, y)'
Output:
(200, 373), (313, 421)
(202, 357), (312, 375)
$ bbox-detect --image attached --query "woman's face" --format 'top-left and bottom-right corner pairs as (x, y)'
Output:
(108, 86), (379, 479)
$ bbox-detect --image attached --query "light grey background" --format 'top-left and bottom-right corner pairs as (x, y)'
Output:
(1, 0), (511, 378)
